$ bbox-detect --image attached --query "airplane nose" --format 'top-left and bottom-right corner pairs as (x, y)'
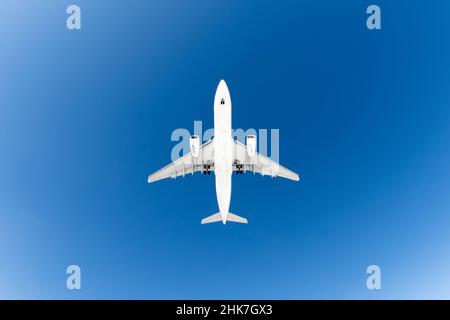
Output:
(215, 80), (230, 106)
(218, 79), (228, 91)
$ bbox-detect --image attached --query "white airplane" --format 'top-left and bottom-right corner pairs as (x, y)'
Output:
(148, 80), (300, 224)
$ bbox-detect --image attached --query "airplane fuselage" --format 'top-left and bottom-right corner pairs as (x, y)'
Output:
(213, 80), (233, 223)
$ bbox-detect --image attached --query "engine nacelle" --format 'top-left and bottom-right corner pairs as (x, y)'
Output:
(246, 135), (256, 157)
(190, 135), (200, 157)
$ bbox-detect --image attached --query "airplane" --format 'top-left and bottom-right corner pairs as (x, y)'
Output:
(148, 80), (300, 224)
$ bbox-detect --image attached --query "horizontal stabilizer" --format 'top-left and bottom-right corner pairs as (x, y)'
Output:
(226, 213), (248, 224)
(201, 212), (248, 224)
(201, 213), (222, 224)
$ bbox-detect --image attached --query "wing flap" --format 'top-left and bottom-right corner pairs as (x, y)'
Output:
(148, 140), (214, 183)
(233, 140), (300, 181)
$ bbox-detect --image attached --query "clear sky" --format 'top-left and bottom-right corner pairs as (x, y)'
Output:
(1, 0), (450, 299)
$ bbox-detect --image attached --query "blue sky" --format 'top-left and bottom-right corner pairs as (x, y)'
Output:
(1, 0), (450, 299)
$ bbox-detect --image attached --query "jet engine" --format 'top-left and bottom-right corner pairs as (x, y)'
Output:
(190, 135), (200, 157)
(246, 135), (256, 157)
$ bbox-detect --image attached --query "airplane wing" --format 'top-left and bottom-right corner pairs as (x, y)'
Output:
(148, 140), (214, 183)
(233, 140), (300, 181)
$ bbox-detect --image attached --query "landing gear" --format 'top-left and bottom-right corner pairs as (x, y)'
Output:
(236, 164), (244, 175)
(203, 164), (211, 175)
